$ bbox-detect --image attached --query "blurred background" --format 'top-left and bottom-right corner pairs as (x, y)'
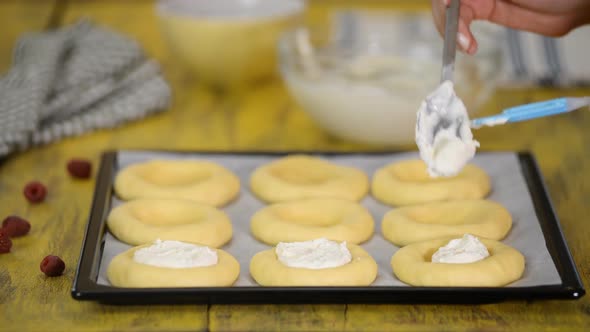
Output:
(1, 0), (589, 152)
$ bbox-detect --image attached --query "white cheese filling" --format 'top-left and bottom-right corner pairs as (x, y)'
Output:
(275, 238), (352, 269)
(133, 239), (218, 268)
(431, 234), (490, 264)
(416, 80), (479, 177)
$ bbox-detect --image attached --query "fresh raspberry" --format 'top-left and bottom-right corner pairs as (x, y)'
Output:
(40, 255), (65, 277)
(1, 215), (31, 237)
(66, 159), (92, 179)
(23, 181), (47, 203)
(0, 232), (12, 253)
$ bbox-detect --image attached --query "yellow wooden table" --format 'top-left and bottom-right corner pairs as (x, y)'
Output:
(1, 1), (589, 331)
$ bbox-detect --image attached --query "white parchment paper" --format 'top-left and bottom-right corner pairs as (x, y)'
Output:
(96, 151), (562, 287)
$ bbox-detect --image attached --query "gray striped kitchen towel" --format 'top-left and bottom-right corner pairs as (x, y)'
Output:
(0, 20), (171, 157)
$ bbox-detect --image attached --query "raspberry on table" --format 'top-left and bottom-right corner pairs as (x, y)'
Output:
(0, 232), (12, 253)
(23, 181), (47, 203)
(67, 159), (92, 179)
(40, 255), (65, 277)
(1, 215), (31, 237)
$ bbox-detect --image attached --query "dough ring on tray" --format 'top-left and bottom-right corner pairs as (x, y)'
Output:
(391, 237), (525, 287)
(250, 155), (368, 203)
(107, 244), (240, 287)
(107, 198), (233, 247)
(249, 243), (377, 286)
(114, 159), (240, 207)
(371, 159), (490, 206)
(381, 199), (512, 247)
(250, 198), (374, 245)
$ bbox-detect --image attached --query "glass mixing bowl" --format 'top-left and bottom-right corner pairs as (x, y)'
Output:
(278, 11), (502, 146)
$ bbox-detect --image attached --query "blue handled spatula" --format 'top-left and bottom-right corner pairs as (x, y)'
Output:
(470, 97), (589, 128)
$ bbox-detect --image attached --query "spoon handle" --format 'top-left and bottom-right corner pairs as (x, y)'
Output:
(441, 0), (460, 83)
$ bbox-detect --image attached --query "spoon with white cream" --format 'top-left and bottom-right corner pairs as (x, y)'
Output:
(416, 80), (479, 177)
(415, 85), (589, 177)
(415, 0), (478, 177)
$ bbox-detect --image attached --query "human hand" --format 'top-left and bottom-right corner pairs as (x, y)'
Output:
(432, 0), (590, 54)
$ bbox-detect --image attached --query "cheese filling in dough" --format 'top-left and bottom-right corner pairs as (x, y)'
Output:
(249, 242), (378, 286)
(391, 237), (525, 287)
(275, 238), (352, 269)
(431, 234), (489, 264)
(107, 243), (240, 288)
(133, 239), (218, 268)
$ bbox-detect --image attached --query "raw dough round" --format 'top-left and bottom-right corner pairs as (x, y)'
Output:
(107, 198), (233, 247)
(250, 155), (368, 203)
(371, 159), (490, 206)
(114, 159), (240, 207)
(391, 237), (525, 287)
(107, 244), (240, 287)
(250, 243), (377, 286)
(381, 200), (512, 246)
(250, 199), (374, 245)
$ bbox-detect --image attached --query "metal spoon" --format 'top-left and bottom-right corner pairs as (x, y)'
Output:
(417, 0), (465, 145)
(441, 0), (460, 83)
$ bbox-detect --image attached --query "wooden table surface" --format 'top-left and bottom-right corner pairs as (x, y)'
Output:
(1, 1), (589, 331)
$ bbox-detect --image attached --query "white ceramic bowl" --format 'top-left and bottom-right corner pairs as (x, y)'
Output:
(156, 0), (305, 88)
(278, 11), (502, 146)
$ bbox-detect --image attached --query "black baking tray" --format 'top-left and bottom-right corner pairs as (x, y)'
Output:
(71, 150), (585, 304)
